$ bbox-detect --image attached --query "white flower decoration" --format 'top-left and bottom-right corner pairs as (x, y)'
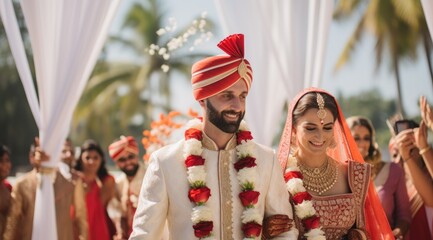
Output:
(305, 228), (326, 239)
(191, 205), (213, 224)
(187, 166), (206, 184)
(184, 138), (203, 157)
(241, 208), (262, 224)
(237, 167), (257, 186)
(294, 200), (316, 219)
(286, 178), (306, 194)
(201, 236), (216, 240)
(236, 141), (255, 158)
(185, 118), (202, 129)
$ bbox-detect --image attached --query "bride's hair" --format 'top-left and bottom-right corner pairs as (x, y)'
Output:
(292, 92), (338, 126)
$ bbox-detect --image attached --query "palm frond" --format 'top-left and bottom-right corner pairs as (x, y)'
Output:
(334, 15), (366, 71)
(334, 0), (365, 20)
(392, 0), (421, 29)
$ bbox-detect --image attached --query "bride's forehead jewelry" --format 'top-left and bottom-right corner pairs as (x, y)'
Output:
(316, 93), (327, 125)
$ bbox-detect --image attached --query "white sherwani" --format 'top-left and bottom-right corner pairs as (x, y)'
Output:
(130, 134), (298, 240)
(116, 162), (147, 213)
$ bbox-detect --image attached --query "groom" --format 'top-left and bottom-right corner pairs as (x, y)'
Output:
(130, 34), (297, 239)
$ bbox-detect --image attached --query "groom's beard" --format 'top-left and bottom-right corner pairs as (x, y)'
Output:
(206, 100), (245, 133)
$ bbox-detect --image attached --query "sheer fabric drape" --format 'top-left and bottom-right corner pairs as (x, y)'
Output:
(0, 0), (120, 239)
(214, 0), (334, 146)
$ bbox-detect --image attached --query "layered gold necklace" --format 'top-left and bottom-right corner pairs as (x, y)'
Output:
(298, 156), (338, 195)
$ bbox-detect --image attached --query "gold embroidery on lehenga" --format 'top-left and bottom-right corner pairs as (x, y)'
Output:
(295, 161), (370, 239)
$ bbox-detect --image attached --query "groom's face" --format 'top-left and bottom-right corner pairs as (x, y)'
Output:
(203, 80), (247, 133)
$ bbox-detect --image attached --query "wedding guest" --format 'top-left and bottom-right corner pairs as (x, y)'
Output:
(75, 139), (116, 240)
(347, 116), (410, 239)
(108, 136), (147, 239)
(0, 144), (12, 237)
(4, 139), (88, 240)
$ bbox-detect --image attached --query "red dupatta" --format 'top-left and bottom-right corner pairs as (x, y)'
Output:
(277, 87), (394, 240)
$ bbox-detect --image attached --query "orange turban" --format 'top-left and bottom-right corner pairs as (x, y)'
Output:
(108, 136), (139, 161)
(191, 34), (253, 100)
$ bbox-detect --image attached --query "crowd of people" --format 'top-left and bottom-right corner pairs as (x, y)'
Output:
(0, 33), (432, 239)
(0, 135), (146, 240)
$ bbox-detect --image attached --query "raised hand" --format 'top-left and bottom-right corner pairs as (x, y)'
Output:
(33, 137), (50, 168)
(420, 96), (433, 131)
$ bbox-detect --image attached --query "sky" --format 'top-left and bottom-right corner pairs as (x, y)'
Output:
(109, 0), (433, 117)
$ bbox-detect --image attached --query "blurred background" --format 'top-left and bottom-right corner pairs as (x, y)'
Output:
(1, 0), (432, 174)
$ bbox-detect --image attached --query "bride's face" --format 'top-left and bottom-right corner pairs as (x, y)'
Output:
(293, 108), (335, 157)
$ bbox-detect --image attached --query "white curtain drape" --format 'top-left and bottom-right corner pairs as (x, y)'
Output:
(422, 0), (433, 44)
(214, 0), (334, 146)
(0, 0), (120, 239)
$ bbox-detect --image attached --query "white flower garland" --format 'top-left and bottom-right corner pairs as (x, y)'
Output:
(285, 155), (326, 240)
(184, 119), (261, 239)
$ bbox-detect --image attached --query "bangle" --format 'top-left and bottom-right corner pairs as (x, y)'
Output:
(419, 146), (432, 155)
(403, 156), (413, 163)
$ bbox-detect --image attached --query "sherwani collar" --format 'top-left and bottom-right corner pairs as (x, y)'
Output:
(201, 131), (237, 151)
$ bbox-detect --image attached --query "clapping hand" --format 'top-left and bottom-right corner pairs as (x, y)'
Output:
(420, 96), (433, 131)
(414, 121), (429, 151)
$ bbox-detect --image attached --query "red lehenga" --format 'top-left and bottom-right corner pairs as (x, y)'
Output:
(278, 87), (394, 239)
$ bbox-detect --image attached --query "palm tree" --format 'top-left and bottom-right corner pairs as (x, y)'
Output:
(334, 0), (426, 117)
(72, 0), (213, 147)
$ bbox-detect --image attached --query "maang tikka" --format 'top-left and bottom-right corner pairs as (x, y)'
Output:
(316, 93), (327, 125)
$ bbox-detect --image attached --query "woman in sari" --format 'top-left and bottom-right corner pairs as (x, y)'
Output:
(276, 88), (393, 239)
(347, 116), (410, 239)
(388, 96), (433, 239)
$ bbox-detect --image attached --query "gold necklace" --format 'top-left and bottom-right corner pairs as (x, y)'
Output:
(298, 156), (338, 195)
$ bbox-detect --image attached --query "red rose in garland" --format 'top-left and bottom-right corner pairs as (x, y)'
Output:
(239, 190), (260, 207)
(193, 221), (213, 238)
(242, 221), (262, 237)
(234, 156), (257, 171)
(189, 187), (211, 203)
(237, 130), (253, 144)
(292, 191), (312, 205)
(185, 128), (202, 140)
(304, 215), (321, 230)
(284, 171), (303, 182)
(185, 155), (205, 167)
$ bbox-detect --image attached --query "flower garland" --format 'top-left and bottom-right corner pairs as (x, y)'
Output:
(184, 118), (262, 239)
(284, 155), (326, 240)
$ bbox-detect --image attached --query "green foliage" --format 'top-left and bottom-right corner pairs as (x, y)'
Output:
(0, 2), (37, 173)
(72, 0), (214, 149)
(337, 89), (397, 147)
(334, 0), (431, 116)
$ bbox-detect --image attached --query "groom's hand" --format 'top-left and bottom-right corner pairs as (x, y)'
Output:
(262, 214), (293, 239)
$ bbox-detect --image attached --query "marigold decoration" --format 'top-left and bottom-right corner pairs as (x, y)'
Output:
(284, 155), (326, 240)
(142, 109), (198, 161)
(183, 119), (261, 239)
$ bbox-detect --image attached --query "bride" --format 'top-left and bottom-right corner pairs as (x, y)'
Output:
(275, 88), (393, 239)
